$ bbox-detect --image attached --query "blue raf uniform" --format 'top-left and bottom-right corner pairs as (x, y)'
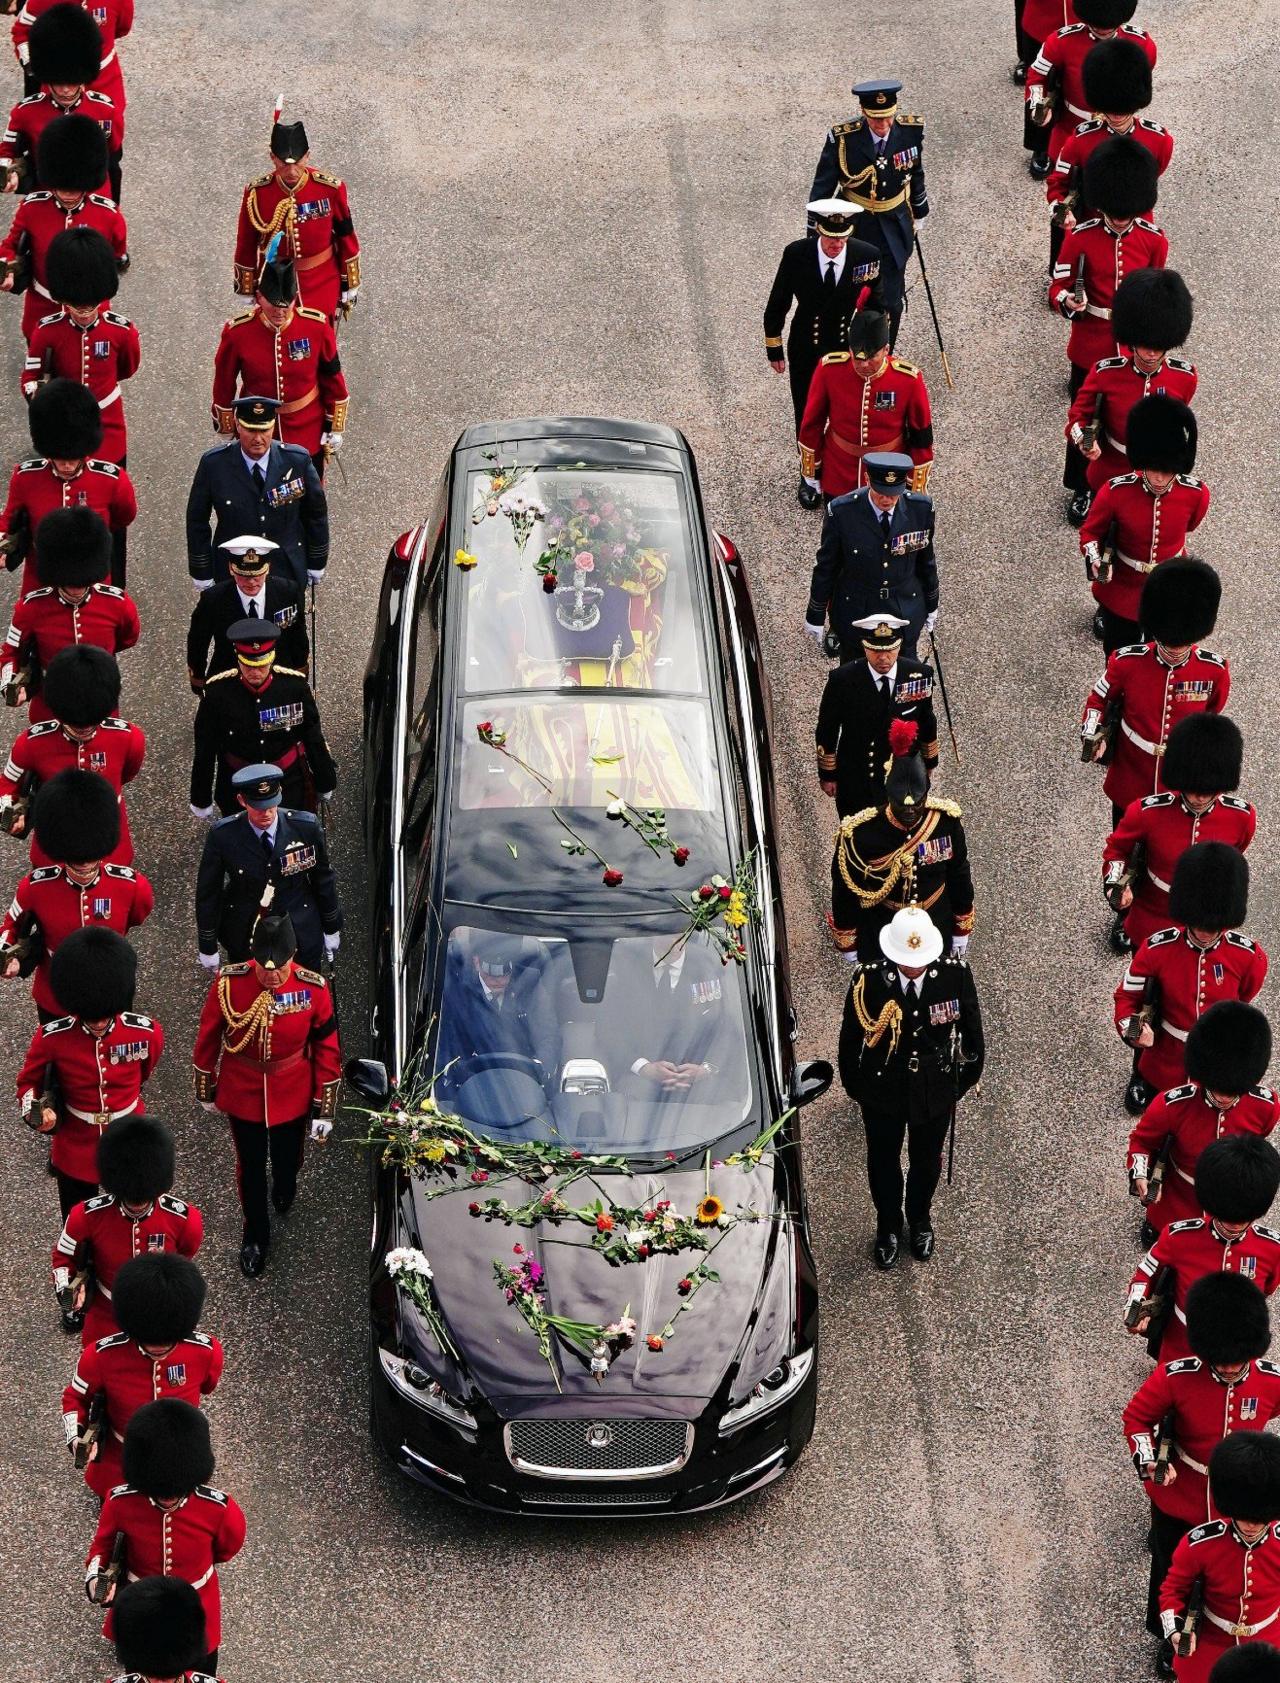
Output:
(195, 764), (341, 970)
(809, 78), (928, 348)
(806, 452), (937, 659)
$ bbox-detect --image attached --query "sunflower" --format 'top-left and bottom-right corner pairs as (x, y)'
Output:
(419, 1140), (447, 1164)
(695, 1195), (724, 1226)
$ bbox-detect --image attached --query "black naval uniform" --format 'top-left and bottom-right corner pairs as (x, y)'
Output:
(809, 114), (928, 347)
(186, 577), (310, 689)
(830, 797), (974, 960)
(196, 806), (341, 969)
(185, 440), (329, 591)
(816, 655), (939, 818)
(763, 235), (885, 428)
(838, 954), (984, 1238)
(191, 667), (336, 814)
(806, 487), (938, 658)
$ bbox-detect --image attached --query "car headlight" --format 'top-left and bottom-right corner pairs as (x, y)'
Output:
(718, 1348), (814, 1435)
(378, 1347), (477, 1434)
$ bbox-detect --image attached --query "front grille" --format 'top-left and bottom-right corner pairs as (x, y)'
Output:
(505, 1417), (693, 1480)
(521, 1491), (674, 1508)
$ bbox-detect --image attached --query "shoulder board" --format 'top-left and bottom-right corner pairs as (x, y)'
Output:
(925, 796), (962, 818)
(1164, 1357), (1201, 1375)
(28, 718), (60, 735)
(831, 119), (862, 137)
(820, 351), (851, 365)
(1220, 795), (1251, 812)
(845, 805), (880, 828)
(87, 193), (117, 209)
(1165, 356), (1194, 373)
(187, 1330), (213, 1347)
(206, 668), (237, 684)
(1059, 21), (1086, 33)
(95, 1331), (130, 1348)
(118, 1010), (154, 1029)
(23, 190), (51, 204)
(279, 443), (312, 460)
(92, 583), (125, 599)
(896, 114), (923, 127)
(281, 807), (318, 827)
(1188, 1520), (1227, 1545)
(296, 305), (328, 323)
(220, 960), (252, 975)
(107, 1481), (135, 1498)
(293, 964), (325, 985)
(1147, 927), (1181, 947)
(1256, 1223), (1280, 1244)
(1135, 217), (1161, 233)
(1139, 793), (1175, 808)
(35, 309), (61, 327)
(227, 309), (257, 327)
(41, 1014), (75, 1033)
(101, 309), (131, 327)
(1119, 23), (1152, 38)
(1167, 1217), (1205, 1234)
(103, 864), (136, 881)
(1096, 355), (1126, 370)
(902, 489), (932, 507)
(212, 812), (241, 829)
(1073, 217), (1101, 232)
(84, 89), (113, 106)
(1110, 471), (1141, 486)
(1196, 647), (1226, 668)
(157, 1193), (190, 1215)
(21, 586), (53, 601)
(308, 166), (343, 187)
(247, 168), (274, 188)
(1163, 1084), (1196, 1104)
(1176, 473), (1204, 488)
(16, 94), (42, 107)
(274, 665), (308, 679)
(18, 457), (48, 472)
(1257, 1359), (1280, 1376)
(1225, 931), (1258, 951)
(83, 1192), (115, 1211)
(1250, 1085), (1277, 1102)
(29, 864), (61, 881)
(1137, 118), (1169, 134)
(1077, 119), (1104, 135)
(890, 357), (920, 376)
(97, 716), (131, 730)
(1113, 641), (1148, 659)
(85, 459), (120, 477)
(194, 1484), (229, 1505)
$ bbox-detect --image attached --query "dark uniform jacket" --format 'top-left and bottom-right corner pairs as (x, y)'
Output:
(838, 954), (983, 1124)
(185, 576), (309, 687)
(830, 797), (974, 959)
(816, 654), (938, 817)
(763, 235), (884, 426)
(185, 440), (328, 591)
(809, 115), (928, 307)
(190, 666), (336, 814)
(807, 487), (938, 657)
(196, 807), (340, 968)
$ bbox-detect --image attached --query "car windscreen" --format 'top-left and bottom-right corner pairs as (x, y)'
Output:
(429, 924), (757, 1155)
(458, 465), (706, 695)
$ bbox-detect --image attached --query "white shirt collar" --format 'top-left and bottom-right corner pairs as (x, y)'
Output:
(242, 449), (269, 475)
(868, 661), (897, 690)
(818, 245), (846, 284)
(895, 968), (922, 995)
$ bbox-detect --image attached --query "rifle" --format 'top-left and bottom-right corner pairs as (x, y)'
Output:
(55, 1262), (92, 1320)
(22, 1059), (60, 1130)
(1142, 1134), (1172, 1210)
(1125, 1260), (1173, 1359)
(88, 1530), (126, 1607)
(0, 504), (30, 572)
(1172, 1573), (1204, 1660)
(1103, 840), (1145, 909)
(0, 787), (31, 837)
(2, 226), (30, 294)
(1028, 61), (1061, 127)
(1080, 695), (1120, 764)
(1, 659), (34, 706)
(1078, 388), (1105, 455)
(1121, 973), (1162, 1049)
(0, 911), (44, 976)
(1049, 176), (1079, 228)
(1071, 253), (1087, 310)
(73, 1391), (106, 1472)
(1152, 1408), (1176, 1487)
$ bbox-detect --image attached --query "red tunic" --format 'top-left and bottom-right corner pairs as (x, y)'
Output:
(1067, 352), (1197, 493)
(1080, 473), (1211, 624)
(1082, 643), (1229, 813)
(210, 305), (348, 459)
(1021, 0), (1077, 44)
(1047, 117), (1173, 218)
(1129, 1084), (1280, 1234)
(16, 1008), (162, 1181)
(1050, 216), (1169, 370)
(63, 1329), (222, 1498)
(88, 1482), (245, 1650)
(12, 0), (134, 123)
(2, 582), (140, 721)
(0, 191), (127, 342)
(1123, 1356), (1280, 1526)
(233, 166), (360, 324)
(1159, 1519), (1280, 1678)
(23, 306), (138, 460)
(52, 1189), (203, 1345)
(0, 456), (137, 595)
(1116, 928), (1269, 1097)
(0, 87), (120, 188)
(193, 959), (342, 1125)
(1104, 793), (1255, 950)
(1, 860), (152, 1014)
(1027, 23), (1157, 159)
(797, 351), (933, 497)
(1129, 1218), (1280, 1365)
(1, 715), (144, 864)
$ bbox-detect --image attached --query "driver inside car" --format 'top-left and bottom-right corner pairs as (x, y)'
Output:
(436, 933), (557, 1089)
(615, 935), (736, 1099)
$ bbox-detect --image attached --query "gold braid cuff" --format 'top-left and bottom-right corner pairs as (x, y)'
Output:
(193, 1067), (217, 1103)
(852, 972), (903, 1054)
(217, 975), (274, 1060)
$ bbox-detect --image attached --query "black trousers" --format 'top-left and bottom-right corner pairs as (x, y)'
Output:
(1099, 606), (1141, 655)
(200, 1649), (219, 1677)
(887, 302), (904, 350)
(787, 350), (817, 433)
(860, 1104), (950, 1236)
(56, 1169), (97, 1220)
(1014, 11), (1039, 65)
(1048, 215), (1066, 278)
(108, 149), (122, 206)
(1146, 1506), (1190, 1635)
(229, 1116), (306, 1248)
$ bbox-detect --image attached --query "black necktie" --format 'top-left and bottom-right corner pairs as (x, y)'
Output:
(823, 261), (836, 293)
(880, 512), (892, 543)
(253, 464), (266, 492)
(247, 597), (259, 618)
(261, 829), (274, 861)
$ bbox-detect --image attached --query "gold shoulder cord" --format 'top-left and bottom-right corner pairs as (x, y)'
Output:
(246, 188), (297, 248)
(218, 974), (273, 1059)
(837, 809), (940, 908)
(852, 972), (903, 1054)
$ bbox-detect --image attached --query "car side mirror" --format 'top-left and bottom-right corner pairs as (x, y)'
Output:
(345, 1057), (391, 1105)
(792, 1059), (834, 1107)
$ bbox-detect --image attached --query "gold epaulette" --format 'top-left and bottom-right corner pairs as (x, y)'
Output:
(274, 665), (308, 679)
(832, 119), (862, 136)
(206, 668), (237, 684)
(841, 806), (879, 832)
(220, 960), (251, 974)
(890, 357), (920, 375)
(897, 113), (924, 127)
(294, 964), (325, 984)
(247, 170), (274, 189)
(822, 351), (851, 365)
(926, 795), (962, 818)
(308, 167), (343, 187)
(228, 309), (256, 327)
(297, 305), (328, 323)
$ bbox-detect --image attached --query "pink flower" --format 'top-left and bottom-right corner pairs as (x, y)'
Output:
(611, 543), (627, 558)
(599, 501), (616, 516)
(587, 514), (600, 528)
(570, 1150), (583, 1160)
(646, 1335), (663, 1352)
(573, 551), (595, 572)
(471, 1169), (489, 1184)
(573, 496), (591, 513)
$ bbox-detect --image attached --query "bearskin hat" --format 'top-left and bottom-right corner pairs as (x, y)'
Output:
(847, 310), (891, 356)
(35, 112), (108, 195)
(1111, 267), (1193, 353)
(121, 1399), (214, 1498)
(97, 1117), (176, 1205)
(112, 1254), (206, 1347)
(28, 376), (103, 460)
(1082, 36), (1153, 113)
(1082, 135), (1159, 220)
(1126, 393), (1197, 474)
(1160, 714), (1242, 796)
(29, 767), (119, 863)
(1186, 1273), (1272, 1366)
(1194, 1136), (1280, 1226)
(41, 642), (120, 727)
(1073, 0), (1139, 28)
(27, 3), (103, 86)
(1168, 840), (1248, 931)
(49, 924), (136, 1019)
(1209, 1431), (1280, 1524)
(1186, 1002), (1272, 1096)
(1207, 1645), (1280, 1682)
(112, 1575), (208, 1677)
(1138, 558), (1219, 647)
(34, 505), (112, 588)
(44, 224), (119, 306)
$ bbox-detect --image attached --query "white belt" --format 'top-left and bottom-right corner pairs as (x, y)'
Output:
(1176, 1446), (1208, 1475)
(1164, 1023), (1189, 1044)
(1118, 551), (1156, 574)
(126, 1565), (213, 1590)
(97, 385), (121, 409)
(1066, 99), (1091, 119)
(1206, 1608), (1280, 1639)
(1084, 303), (1113, 320)
(32, 278), (51, 300)
(1174, 1304), (1187, 1323)
(1174, 1161), (1196, 1185)
(66, 1100), (138, 1127)
(1120, 720), (1161, 755)
(100, 47), (116, 67)
(1148, 869), (1171, 893)
(1105, 432), (1126, 453)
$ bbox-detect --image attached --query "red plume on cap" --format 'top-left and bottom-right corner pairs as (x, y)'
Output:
(888, 720), (919, 757)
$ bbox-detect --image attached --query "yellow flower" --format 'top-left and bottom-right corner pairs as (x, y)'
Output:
(695, 1195), (723, 1226)
(723, 890), (749, 929)
(420, 1140), (447, 1164)
(454, 548), (479, 570)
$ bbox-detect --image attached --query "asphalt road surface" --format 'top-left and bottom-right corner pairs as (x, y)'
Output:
(3, 2), (1279, 1680)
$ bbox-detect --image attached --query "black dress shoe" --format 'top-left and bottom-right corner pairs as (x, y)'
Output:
(1011, 61), (1027, 85)
(1124, 1075), (1154, 1117)
(797, 478), (823, 510)
(909, 1223), (935, 1261)
(1028, 151), (1051, 180)
(1140, 1218), (1157, 1248)
(1091, 606), (1107, 641)
(271, 1187), (295, 1215)
(60, 1306), (85, 1335)
(873, 1232), (899, 1271)
(1109, 914), (1133, 955)
(239, 1242), (267, 1278)
(1067, 489), (1092, 527)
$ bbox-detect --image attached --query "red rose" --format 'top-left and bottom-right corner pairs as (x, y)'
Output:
(637, 1242), (651, 1258)
(570, 1150), (583, 1160)
(657, 1200), (671, 1211)
(478, 721), (491, 735)
(698, 885), (715, 901)
(673, 847), (690, 866)
(596, 1212), (615, 1232)
(541, 573), (557, 593)
(718, 884), (732, 901)
(468, 1202), (481, 1216)
(471, 1169), (489, 1184)
(646, 1335), (664, 1352)
(677, 1278), (692, 1294)
(602, 868), (624, 887)
(642, 1209), (656, 1222)
(512, 1243), (524, 1254)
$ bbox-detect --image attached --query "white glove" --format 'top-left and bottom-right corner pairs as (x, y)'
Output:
(951, 935), (970, 958)
(190, 803), (216, 821)
(803, 620), (825, 645)
(198, 950), (220, 972)
(803, 476), (821, 492)
(192, 577), (214, 593)
(323, 931), (340, 957)
(924, 610), (939, 634)
(198, 1100), (217, 1113)
(307, 569), (325, 587)
(341, 287), (358, 309)
(309, 1117), (333, 1141)
(321, 431), (343, 452)
(320, 789), (334, 803)
(840, 951), (862, 966)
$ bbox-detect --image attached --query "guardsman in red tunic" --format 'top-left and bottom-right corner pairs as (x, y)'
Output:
(1124, 1275), (1280, 1667)
(797, 310), (933, 502)
(2, 509), (138, 720)
(233, 109), (359, 327)
(1126, 1139), (1280, 1368)
(0, 377), (136, 591)
(1025, 0), (1156, 172)
(15, 925), (161, 1213)
(1, 768), (150, 1019)
(1014, 0), (1077, 99)
(1159, 1434), (1280, 1681)
(88, 1400), (245, 1671)
(0, 116), (126, 344)
(1, 644), (143, 864)
(1082, 561), (1227, 824)
(1116, 846), (1266, 1114)
(1082, 398), (1210, 652)
(1065, 266), (1194, 525)
(211, 252), (348, 474)
(1129, 1005), (1279, 1238)
(13, 0), (133, 125)
(62, 1255), (219, 1499)
(1104, 713), (1253, 954)
(108, 1574), (219, 1683)
(192, 910), (341, 1278)
(1050, 138), (1167, 391)
(24, 224), (136, 459)
(52, 1117), (201, 1341)
(0, 5), (121, 197)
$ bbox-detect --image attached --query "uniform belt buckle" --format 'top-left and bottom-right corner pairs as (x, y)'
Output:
(92, 1112), (109, 1128)
(1233, 1623), (1251, 1639)
(908, 1054), (920, 1073)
